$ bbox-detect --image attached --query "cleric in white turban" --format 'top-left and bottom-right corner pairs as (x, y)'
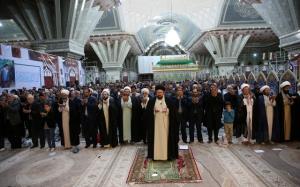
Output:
(241, 83), (250, 90)
(257, 84), (276, 143)
(61, 89), (70, 96)
(59, 89), (71, 149)
(280, 81), (291, 89)
(277, 80), (294, 141)
(124, 86), (132, 93)
(101, 88), (110, 96)
(260, 85), (270, 93)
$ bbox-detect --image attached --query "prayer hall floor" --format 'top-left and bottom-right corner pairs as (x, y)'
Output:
(0, 140), (299, 187)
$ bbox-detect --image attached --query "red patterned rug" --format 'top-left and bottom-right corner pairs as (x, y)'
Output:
(126, 147), (202, 184)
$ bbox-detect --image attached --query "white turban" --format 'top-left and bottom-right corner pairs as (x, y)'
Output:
(61, 89), (70, 95)
(280, 81), (291, 89)
(141, 88), (149, 94)
(124, 86), (131, 93)
(89, 88), (94, 93)
(260, 85), (270, 93)
(241, 83), (250, 90)
(101, 88), (110, 95)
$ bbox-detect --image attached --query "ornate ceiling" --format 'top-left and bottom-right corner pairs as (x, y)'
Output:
(0, 0), (298, 57)
(137, 13), (201, 50)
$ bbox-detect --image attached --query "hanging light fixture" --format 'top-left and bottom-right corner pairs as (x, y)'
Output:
(165, 0), (180, 46)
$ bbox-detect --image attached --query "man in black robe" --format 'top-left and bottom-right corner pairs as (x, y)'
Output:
(256, 85), (277, 143)
(147, 85), (178, 161)
(81, 88), (98, 148)
(276, 81), (295, 142)
(203, 83), (223, 143)
(138, 88), (152, 144)
(69, 90), (82, 153)
(98, 89), (118, 148)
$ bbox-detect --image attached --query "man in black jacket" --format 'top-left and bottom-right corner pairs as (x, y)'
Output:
(188, 88), (204, 143)
(173, 86), (189, 143)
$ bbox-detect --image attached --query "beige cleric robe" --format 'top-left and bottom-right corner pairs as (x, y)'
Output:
(59, 99), (71, 148)
(122, 97), (132, 142)
(154, 97), (169, 160)
(264, 95), (276, 141)
(282, 93), (292, 141)
(103, 100), (110, 134)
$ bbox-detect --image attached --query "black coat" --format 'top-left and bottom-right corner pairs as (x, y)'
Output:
(69, 97), (82, 145)
(147, 97), (179, 160)
(98, 98), (118, 147)
(203, 93), (224, 129)
(81, 96), (99, 132)
(118, 96), (140, 142)
(137, 96), (153, 142)
(172, 96), (189, 121)
(188, 96), (204, 122)
(31, 100), (43, 130)
(43, 109), (56, 128)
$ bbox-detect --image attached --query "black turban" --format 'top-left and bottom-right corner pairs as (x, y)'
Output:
(155, 85), (165, 91)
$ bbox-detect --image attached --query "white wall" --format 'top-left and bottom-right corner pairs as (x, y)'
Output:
(0, 44), (44, 91)
(138, 56), (160, 74)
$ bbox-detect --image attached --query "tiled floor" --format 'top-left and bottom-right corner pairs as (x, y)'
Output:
(0, 135), (299, 187)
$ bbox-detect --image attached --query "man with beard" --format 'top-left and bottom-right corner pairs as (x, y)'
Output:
(138, 88), (152, 144)
(69, 90), (82, 153)
(236, 83), (257, 144)
(256, 85), (277, 143)
(81, 87), (98, 148)
(147, 85), (178, 161)
(58, 89), (71, 149)
(276, 81), (295, 142)
(98, 89), (118, 148)
(173, 86), (189, 143)
(188, 88), (204, 143)
(118, 86), (139, 144)
(203, 83), (223, 143)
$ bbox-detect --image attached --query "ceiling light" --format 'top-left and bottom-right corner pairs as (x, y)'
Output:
(164, 0), (180, 47)
(0, 22), (3, 27)
(165, 27), (180, 47)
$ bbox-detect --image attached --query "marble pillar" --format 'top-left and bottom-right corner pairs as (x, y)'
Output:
(204, 34), (250, 76)
(91, 40), (131, 83)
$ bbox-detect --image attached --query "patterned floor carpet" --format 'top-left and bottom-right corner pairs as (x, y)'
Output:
(127, 148), (202, 184)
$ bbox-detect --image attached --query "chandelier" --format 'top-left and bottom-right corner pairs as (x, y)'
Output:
(164, 0), (180, 47)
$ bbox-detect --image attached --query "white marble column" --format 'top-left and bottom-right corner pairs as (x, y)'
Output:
(91, 40), (131, 83)
(204, 34), (250, 76)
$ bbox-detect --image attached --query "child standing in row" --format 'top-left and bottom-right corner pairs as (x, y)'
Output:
(223, 102), (235, 144)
